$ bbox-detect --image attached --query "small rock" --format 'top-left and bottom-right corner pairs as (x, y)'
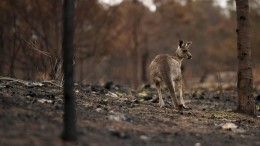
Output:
(95, 108), (103, 112)
(221, 122), (238, 130)
(194, 143), (201, 146)
(108, 113), (126, 122)
(140, 135), (150, 141)
(37, 99), (54, 104)
(106, 92), (118, 98)
(137, 92), (148, 98)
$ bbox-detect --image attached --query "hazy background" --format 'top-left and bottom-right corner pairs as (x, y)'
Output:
(0, 0), (259, 88)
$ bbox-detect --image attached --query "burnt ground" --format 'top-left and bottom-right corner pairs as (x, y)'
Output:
(0, 78), (260, 146)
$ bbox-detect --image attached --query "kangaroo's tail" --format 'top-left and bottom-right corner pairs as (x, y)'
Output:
(160, 67), (179, 108)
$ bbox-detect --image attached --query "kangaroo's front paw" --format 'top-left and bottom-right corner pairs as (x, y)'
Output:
(179, 104), (190, 109)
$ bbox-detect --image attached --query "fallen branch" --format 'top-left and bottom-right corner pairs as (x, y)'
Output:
(0, 76), (63, 88)
(0, 76), (30, 86)
(42, 80), (63, 88)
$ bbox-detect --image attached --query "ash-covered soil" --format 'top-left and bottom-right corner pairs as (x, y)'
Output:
(0, 78), (259, 146)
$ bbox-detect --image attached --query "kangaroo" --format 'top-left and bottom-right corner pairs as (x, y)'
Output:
(149, 40), (192, 110)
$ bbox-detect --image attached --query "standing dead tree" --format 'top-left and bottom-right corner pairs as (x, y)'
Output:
(62, 0), (77, 141)
(235, 0), (256, 116)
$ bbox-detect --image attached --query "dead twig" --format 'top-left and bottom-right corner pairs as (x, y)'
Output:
(42, 80), (63, 88)
(23, 39), (52, 58)
(30, 97), (36, 104)
(0, 76), (63, 88)
(0, 76), (30, 86)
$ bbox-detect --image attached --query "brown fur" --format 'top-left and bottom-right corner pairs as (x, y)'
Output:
(149, 40), (192, 110)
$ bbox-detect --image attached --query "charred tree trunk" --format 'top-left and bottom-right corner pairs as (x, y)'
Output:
(141, 49), (148, 82)
(132, 0), (143, 88)
(141, 33), (148, 82)
(235, 0), (256, 115)
(132, 0), (139, 88)
(62, 0), (77, 140)
(132, 23), (139, 88)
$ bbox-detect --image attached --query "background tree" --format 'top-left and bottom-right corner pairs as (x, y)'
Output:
(235, 0), (256, 115)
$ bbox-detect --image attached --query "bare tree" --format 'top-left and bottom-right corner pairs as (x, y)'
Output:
(132, 0), (144, 88)
(62, 0), (77, 140)
(235, 0), (256, 115)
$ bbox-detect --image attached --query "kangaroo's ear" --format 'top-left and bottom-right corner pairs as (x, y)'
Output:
(179, 40), (183, 47)
(185, 41), (192, 48)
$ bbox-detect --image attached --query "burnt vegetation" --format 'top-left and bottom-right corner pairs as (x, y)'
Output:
(0, 0), (260, 145)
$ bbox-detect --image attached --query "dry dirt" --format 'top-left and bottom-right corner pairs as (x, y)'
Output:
(0, 78), (260, 146)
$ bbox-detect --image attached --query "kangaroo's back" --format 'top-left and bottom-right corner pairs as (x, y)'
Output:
(149, 54), (181, 85)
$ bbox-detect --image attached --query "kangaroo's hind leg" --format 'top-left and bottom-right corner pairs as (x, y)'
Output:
(155, 82), (165, 108)
(164, 79), (179, 110)
(175, 79), (189, 109)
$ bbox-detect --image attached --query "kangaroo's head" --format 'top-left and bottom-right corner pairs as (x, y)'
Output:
(176, 40), (192, 59)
